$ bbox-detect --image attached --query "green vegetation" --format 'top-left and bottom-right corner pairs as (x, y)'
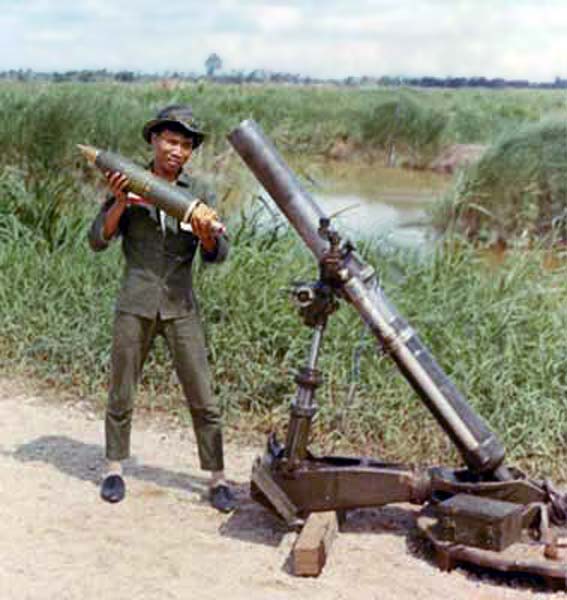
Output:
(361, 93), (446, 166)
(0, 82), (565, 476)
(1, 222), (565, 475)
(433, 118), (567, 243)
(0, 81), (564, 165)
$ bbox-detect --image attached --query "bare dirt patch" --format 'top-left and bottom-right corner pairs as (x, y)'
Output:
(0, 377), (562, 600)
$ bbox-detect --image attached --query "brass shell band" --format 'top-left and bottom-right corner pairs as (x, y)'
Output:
(182, 199), (203, 224)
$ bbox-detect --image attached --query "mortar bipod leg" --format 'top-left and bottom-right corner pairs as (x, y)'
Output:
(284, 324), (325, 468)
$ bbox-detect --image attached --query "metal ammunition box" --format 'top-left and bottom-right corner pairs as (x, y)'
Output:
(435, 493), (523, 551)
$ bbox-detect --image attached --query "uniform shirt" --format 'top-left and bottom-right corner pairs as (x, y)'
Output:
(88, 170), (228, 319)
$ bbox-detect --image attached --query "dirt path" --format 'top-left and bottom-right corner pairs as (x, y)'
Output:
(0, 377), (563, 600)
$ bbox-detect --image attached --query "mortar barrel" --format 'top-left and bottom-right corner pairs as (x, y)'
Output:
(228, 119), (508, 478)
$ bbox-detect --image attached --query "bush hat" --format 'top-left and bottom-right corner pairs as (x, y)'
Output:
(142, 104), (205, 149)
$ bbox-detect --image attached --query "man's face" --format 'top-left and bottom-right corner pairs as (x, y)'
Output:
(151, 128), (193, 179)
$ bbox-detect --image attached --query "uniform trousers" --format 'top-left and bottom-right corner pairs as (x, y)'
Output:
(105, 309), (224, 471)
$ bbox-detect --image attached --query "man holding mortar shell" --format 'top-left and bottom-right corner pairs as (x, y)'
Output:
(87, 104), (236, 512)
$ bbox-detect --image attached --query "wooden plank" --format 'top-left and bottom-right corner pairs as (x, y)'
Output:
(292, 511), (339, 577)
(250, 457), (299, 527)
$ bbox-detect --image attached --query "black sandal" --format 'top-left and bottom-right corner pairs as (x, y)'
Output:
(100, 474), (126, 503)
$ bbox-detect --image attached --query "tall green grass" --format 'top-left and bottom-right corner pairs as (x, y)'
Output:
(360, 92), (446, 166)
(0, 82), (564, 171)
(433, 118), (567, 242)
(1, 214), (565, 476)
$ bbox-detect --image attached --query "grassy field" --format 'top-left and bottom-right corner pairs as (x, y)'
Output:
(0, 81), (565, 475)
(432, 118), (567, 243)
(0, 80), (564, 164)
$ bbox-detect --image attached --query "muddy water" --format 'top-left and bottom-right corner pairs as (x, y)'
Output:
(227, 157), (450, 248)
(303, 161), (450, 247)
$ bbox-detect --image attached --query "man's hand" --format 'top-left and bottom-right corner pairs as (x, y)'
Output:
(101, 171), (133, 241)
(105, 171), (130, 205)
(191, 203), (223, 252)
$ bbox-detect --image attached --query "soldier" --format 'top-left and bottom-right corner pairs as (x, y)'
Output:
(88, 105), (236, 512)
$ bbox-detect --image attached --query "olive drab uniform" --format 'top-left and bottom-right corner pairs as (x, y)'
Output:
(88, 171), (228, 471)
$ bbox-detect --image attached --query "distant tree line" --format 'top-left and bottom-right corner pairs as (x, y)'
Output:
(392, 75), (567, 90)
(2, 68), (566, 89)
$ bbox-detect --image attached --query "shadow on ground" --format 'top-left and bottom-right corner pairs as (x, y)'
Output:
(5, 434), (288, 546)
(220, 497), (290, 548)
(7, 434), (211, 494)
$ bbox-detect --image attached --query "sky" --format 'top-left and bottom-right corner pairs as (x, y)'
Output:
(6, 0), (567, 81)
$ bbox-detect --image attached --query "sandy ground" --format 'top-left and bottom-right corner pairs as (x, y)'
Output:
(0, 377), (564, 600)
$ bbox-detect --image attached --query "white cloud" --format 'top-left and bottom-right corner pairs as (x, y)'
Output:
(0, 0), (564, 79)
(253, 5), (302, 31)
(24, 29), (79, 43)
